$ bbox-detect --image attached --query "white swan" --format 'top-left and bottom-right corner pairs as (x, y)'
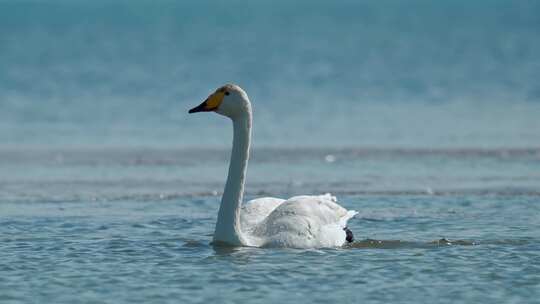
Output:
(189, 84), (357, 248)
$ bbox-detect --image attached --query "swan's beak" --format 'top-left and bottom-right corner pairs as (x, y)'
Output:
(188, 100), (211, 113)
(188, 91), (224, 114)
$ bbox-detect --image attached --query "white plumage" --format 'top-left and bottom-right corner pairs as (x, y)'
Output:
(189, 84), (357, 248)
(243, 194), (357, 248)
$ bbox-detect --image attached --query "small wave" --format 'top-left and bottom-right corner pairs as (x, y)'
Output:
(2, 186), (539, 205)
(345, 238), (474, 249)
(345, 238), (533, 249)
(182, 239), (207, 248)
(1, 147), (539, 166)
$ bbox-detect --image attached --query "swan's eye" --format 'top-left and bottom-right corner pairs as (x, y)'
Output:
(224, 91), (230, 96)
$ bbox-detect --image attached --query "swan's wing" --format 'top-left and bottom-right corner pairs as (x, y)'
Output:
(240, 197), (285, 232)
(252, 193), (358, 248)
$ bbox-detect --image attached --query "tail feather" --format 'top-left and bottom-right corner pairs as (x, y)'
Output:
(341, 210), (357, 243)
(339, 210), (358, 227)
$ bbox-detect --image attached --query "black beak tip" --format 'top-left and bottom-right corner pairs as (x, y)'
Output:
(188, 101), (208, 114)
(188, 105), (203, 114)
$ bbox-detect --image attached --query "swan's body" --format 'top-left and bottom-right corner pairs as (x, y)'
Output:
(242, 194), (357, 247)
(189, 84), (357, 248)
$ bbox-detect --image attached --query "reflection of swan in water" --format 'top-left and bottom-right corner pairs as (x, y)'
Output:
(189, 84), (357, 248)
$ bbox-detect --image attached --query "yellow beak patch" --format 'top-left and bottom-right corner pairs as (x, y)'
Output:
(205, 90), (225, 110)
(188, 89), (226, 114)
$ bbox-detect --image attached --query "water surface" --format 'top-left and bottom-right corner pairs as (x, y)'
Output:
(2, 193), (539, 303)
(1, 1), (540, 303)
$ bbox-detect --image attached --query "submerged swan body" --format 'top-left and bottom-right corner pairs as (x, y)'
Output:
(189, 84), (357, 248)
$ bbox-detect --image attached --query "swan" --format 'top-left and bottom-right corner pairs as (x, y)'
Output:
(188, 84), (357, 248)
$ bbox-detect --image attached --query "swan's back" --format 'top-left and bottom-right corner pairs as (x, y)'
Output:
(246, 194), (357, 248)
(240, 197), (285, 231)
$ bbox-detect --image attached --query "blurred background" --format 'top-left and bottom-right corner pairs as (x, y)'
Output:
(0, 0), (539, 201)
(1, 0), (539, 149)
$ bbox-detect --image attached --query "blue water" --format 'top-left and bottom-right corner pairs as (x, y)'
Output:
(1, 1), (540, 303)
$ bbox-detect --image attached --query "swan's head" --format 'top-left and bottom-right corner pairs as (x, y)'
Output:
(189, 84), (251, 119)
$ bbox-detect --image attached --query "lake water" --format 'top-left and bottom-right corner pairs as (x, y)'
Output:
(1, 1), (540, 303)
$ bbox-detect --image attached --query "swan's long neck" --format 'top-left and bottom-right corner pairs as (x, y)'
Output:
(213, 111), (252, 245)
